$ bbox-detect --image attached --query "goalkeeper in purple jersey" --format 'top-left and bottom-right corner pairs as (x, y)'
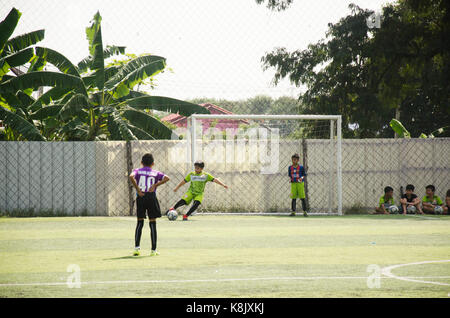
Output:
(129, 153), (170, 256)
(288, 153), (308, 217)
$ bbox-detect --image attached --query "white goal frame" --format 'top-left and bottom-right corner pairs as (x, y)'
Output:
(187, 114), (343, 215)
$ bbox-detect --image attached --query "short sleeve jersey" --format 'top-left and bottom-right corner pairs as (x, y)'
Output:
(422, 195), (443, 205)
(379, 195), (394, 206)
(402, 193), (417, 203)
(185, 171), (215, 194)
(133, 167), (165, 193)
(288, 165), (306, 183)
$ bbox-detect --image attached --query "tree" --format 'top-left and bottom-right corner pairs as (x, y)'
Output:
(254, 0), (294, 11)
(0, 11), (209, 141)
(259, 1), (450, 138)
(262, 4), (391, 138)
(189, 95), (303, 114)
(269, 96), (302, 115)
(381, 0), (450, 137)
(390, 118), (450, 138)
(0, 7), (46, 141)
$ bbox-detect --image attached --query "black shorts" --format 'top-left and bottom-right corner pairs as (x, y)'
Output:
(136, 192), (161, 219)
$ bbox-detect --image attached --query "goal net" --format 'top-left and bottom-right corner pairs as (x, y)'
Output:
(184, 114), (342, 215)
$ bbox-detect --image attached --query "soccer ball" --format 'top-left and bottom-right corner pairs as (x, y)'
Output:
(434, 206), (444, 215)
(167, 208), (178, 221)
(406, 205), (417, 214)
(388, 205), (399, 214)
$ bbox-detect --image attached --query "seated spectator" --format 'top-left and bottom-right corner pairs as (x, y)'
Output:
(444, 189), (450, 215)
(375, 186), (396, 214)
(400, 184), (424, 215)
(422, 185), (445, 214)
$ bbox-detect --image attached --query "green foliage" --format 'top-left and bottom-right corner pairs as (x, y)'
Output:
(0, 106), (45, 141)
(261, 1), (450, 138)
(0, 10), (209, 141)
(189, 95), (324, 139)
(255, 0), (294, 11)
(189, 95), (303, 115)
(390, 118), (450, 138)
(389, 119), (411, 138)
(0, 8), (47, 140)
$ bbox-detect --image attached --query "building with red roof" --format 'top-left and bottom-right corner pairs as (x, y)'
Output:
(161, 103), (249, 134)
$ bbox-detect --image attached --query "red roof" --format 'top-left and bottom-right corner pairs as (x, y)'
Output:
(161, 103), (248, 126)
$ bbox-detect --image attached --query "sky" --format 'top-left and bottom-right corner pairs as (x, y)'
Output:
(2, 0), (394, 101)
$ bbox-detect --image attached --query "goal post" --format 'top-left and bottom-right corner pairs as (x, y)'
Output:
(187, 114), (343, 215)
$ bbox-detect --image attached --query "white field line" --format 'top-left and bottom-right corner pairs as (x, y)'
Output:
(1, 275), (450, 287)
(381, 260), (450, 286)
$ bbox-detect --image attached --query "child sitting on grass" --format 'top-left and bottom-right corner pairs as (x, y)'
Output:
(422, 185), (445, 214)
(400, 184), (424, 215)
(375, 186), (396, 214)
(444, 189), (450, 215)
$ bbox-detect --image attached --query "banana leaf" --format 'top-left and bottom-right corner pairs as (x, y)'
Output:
(0, 71), (87, 96)
(0, 8), (21, 55)
(0, 106), (45, 140)
(389, 118), (410, 138)
(119, 95), (210, 116)
(35, 47), (80, 77)
(122, 108), (173, 139)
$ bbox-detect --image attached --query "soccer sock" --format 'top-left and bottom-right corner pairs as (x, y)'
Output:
(173, 199), (187, 210)
(135, 219), (144, 248)
(301, 199), (307, 212)
(149, 221), (157, 251)
(291, 199), (296, 212)
(186, 200), (201, 216)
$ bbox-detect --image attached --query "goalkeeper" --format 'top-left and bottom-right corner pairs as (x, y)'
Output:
(169, 161), (228, 221)
(289, 153), (308, 217)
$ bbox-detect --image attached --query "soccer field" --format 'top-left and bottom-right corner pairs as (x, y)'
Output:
(0, 214), (449, 298)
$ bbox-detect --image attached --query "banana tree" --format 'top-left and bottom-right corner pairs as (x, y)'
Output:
(390, 119), (449, 138)
(1, 11), (209, 141)
(0, 7), (46, 141)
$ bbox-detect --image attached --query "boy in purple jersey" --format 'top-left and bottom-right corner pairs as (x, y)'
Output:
(288, 154), (308, 217)
(129, 153), (170, 256)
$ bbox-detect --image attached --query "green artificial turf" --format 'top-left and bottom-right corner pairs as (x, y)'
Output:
(0, 214), (449, 298)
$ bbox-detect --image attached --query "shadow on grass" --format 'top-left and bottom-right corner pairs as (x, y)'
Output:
(104, 255), (151, 260)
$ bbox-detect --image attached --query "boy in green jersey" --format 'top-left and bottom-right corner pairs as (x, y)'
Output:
(422, 184), (445, 214)
(170, 161), (228, 221)
(374, 186), (396, 214)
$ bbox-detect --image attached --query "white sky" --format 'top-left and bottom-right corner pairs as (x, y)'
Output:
(2, 0), (394, 100)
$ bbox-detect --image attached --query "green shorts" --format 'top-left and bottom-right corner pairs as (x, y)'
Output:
(182, 190), (204, 204)
(290, 182), (305, 199)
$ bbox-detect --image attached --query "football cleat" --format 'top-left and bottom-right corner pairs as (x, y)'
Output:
(133, 247), (140, 256)
(150, 250), (160, 256)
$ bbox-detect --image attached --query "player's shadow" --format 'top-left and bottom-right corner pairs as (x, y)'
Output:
(103, 255), (151, 260)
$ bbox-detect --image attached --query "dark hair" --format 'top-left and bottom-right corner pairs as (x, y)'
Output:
(446, 189), (450, 197)
(194, 160), (205, 169)
(384, 186), (393, 193)
(292, 153), (300, 159)
(141, 153), (154, 166)
(405, 184), (415, 191)
(425, 184), (435, 192)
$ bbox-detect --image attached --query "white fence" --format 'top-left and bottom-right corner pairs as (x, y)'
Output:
(1, 138), (449, 215)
